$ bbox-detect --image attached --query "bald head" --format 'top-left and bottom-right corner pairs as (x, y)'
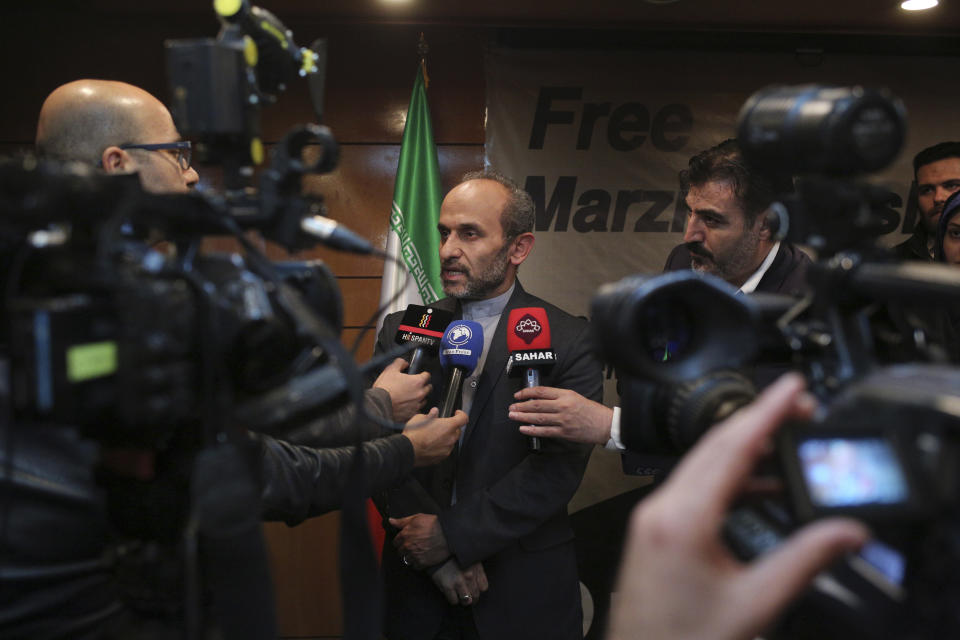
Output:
(36, 79), (172, 165)
(35, 79), (198, 193)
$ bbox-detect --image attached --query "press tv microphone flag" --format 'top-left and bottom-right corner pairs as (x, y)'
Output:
(438, 321), (483, 418)
(506, 307), (556, 452)
(394, 305), (454, 374)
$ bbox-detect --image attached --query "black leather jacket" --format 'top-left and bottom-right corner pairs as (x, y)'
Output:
(0, 388), (415, 637)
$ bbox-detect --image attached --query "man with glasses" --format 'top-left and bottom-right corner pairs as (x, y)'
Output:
(36, 79), (199, 193)
(5, 79), (460, 637)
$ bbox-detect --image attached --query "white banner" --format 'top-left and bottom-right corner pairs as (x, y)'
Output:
(486, 47), (960, 318)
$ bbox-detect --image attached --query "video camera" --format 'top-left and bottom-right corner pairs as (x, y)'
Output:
(591, 85), (960, 638)
(0, 3), (394, 638)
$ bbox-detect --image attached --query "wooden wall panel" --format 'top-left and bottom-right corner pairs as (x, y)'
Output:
(263, 515), (344, 637)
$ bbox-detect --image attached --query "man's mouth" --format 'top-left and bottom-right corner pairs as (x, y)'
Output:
(442, 264), (468, 280)
(686, 243), (713, 263)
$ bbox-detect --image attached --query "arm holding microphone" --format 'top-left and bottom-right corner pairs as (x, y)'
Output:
(510, 387), (615, 446)
(259, 407), (466, 525)
(372, 304), (454, 422)
(282, 305), (446, 448)
(507, 306), (618, 448)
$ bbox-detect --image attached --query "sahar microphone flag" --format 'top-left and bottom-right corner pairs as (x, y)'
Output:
(506, 307), (556, 369)
(507, 308), (556, 451)
(377, 55), (444, 332)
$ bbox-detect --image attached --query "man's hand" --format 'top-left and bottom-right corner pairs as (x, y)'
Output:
(402, 408), (467, 467)
(606, 374), (870, 640)
(390, 513), (450, 568)
(509, 386), (613, 445)
(374, 358), (432, 423)
(430, 559), (489, 606)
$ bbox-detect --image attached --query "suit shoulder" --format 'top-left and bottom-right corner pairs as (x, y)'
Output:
(522, 292), (592, 335)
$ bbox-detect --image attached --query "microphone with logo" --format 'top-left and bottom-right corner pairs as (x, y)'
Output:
(506, 307), (556, 452)
(438, 320), (484, 418)
(394, 305), (454, 374)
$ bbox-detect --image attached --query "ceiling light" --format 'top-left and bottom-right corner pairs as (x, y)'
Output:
(900, 0), (938, 10)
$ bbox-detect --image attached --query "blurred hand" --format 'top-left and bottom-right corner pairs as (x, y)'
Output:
(606, 374), (870, 640)
(430, 559), (489, 606)
(390, 513), (450, 568)
(374, 358), (432, 422)
(509, 386), (613, 445)
(402, 408), (466, 467)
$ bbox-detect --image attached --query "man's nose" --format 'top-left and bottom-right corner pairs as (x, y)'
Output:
(184, 166), (200, 189)
(439, 236), (460, 261)
(683, 216), (704, 243)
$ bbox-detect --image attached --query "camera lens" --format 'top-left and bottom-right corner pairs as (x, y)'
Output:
(737, 85), (906, 176)
(636, 297), (693, 362)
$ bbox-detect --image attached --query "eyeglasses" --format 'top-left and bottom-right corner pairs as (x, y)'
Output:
(119, 141), (192, 171)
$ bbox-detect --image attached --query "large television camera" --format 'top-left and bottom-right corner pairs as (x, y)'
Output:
(592, 85), (960, 638)
(0, 3), (397, 638)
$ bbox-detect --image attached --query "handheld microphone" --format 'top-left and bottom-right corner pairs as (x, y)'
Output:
(437, 321), (484, 418)
(506, 307), (556, 452)
(394, 305), (454, 374)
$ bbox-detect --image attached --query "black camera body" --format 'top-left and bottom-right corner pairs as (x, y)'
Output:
(591, 84), (960, 638)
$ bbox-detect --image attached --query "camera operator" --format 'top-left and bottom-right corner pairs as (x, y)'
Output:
(35, 78), (436, 439)
(509, 139), (810, 450)
(0, 78), (467, 638)
(605, 374), (870, 640)
(893, 142), (960, 262)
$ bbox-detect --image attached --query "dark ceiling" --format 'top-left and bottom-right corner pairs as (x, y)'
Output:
(75, 0), (960, 35)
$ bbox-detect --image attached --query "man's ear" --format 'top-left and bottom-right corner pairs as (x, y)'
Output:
(100, 146), (130, 174)
(508, 232), (535, 266)
(756, 208), (773, 241)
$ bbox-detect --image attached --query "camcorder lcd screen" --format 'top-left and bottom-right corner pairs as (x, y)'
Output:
(797, 437), (910, 508)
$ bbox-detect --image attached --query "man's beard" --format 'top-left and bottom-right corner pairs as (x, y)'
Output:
(442, 242), (511, 300)
(922, 205), (942, 234)
(686, 228), (762, 284)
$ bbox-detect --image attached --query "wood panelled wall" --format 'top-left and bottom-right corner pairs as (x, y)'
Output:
(1, 8), (488, 637)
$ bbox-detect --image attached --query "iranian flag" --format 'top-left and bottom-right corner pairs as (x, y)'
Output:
(377, 61), (444, 330)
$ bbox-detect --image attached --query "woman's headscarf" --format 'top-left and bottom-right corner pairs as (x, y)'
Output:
(935, 189), (960, 262)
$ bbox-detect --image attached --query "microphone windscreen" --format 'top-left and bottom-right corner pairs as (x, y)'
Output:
(395, 305), (454, 351)
(438, 320), (484, 375)
(506, 307), (552, 353)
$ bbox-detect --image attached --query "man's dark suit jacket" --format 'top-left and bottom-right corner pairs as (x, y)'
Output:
(892, 226), (933, 262)
(662, 242), (812, 296)
(374, 281), (603, 640)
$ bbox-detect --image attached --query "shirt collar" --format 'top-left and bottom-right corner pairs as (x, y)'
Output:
(461, 282), (516, 321)
(739, 241), (780, 294)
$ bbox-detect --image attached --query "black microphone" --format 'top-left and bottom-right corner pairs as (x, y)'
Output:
(394, 305), (454, 374)
(507, 307), (557, 452)
(437, 321), (483, 418)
